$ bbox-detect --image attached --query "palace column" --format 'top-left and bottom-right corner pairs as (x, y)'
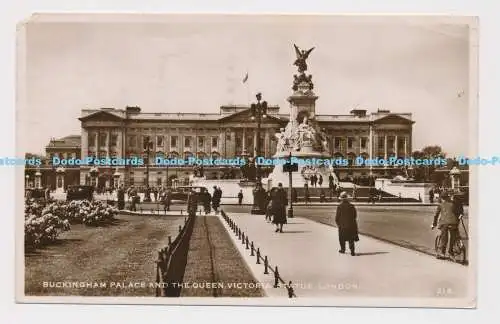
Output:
(242, 128), (246, 154)
(369, 125), (373, 175)
(107, 129), (111, 158)
(264, 129), (270, 157)
(384, 135), (388, 160)
(404, 136), (408, 158)
(253, 129), (257, 157)
(395, 135), (398, 158)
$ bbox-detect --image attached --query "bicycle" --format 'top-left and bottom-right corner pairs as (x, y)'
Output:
(433, 217), (468, 265)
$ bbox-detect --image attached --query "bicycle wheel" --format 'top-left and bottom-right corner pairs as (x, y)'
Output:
(453, 239), (467, 265)
(434, 234), (441, 255)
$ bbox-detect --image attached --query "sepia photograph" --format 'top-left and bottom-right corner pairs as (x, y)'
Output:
(16, 13), (477, 307)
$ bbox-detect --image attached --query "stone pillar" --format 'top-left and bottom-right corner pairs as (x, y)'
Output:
(395, 135), (398, 159)
(107, 129), (111, 158)
(253, 130), (257, 157)
(242, 128), (246, 154)
(230, 130), (236, 157)
(81, 128), (89, 159)
(384, 135), (388, 160)
(404, 136), (408, 158)
(264, 130), (270, 157)
(369, 125), (373, 175)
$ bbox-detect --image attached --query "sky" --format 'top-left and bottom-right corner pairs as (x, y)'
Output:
(20, 14), (472, 156)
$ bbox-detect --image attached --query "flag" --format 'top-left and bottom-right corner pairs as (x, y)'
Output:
(242, 72), (248, 83)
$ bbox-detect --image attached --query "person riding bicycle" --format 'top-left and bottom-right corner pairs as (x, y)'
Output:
(431, 191), (462, 259)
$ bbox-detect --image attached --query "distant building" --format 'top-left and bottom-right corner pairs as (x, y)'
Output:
(77, 105), (414, 188)
(25, 135), (81, 190)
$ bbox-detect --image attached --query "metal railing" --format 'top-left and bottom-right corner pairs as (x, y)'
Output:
(220, 210), (297, 298)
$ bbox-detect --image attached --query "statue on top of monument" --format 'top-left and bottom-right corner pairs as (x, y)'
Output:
(293, 44), (315, 74)
(275, 128), (289, 153)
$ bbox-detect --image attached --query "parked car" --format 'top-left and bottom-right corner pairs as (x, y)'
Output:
(66, 185), (95, 201)
(169, 186), (206, 202)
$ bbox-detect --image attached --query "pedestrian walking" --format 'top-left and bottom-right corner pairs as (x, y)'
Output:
(212, 186), (222, 214)
(304, 183), (310, 204)
(202, 188), (211, 215)
(335, 192), (359, 256)
(429, 188), (434, 204)
(318, 174), (323, 187)
(272, 183), (288, 233)
(162, 188), (171, 212)
(265, 189), (274, 222)
(187, 189), (198, 217)
(237, 190), (243, 205)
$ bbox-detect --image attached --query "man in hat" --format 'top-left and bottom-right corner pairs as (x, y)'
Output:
(432, 191), (461, 259)
(335, 191), (359, 256)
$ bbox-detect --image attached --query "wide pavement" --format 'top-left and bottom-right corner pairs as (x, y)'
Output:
(222, 205), (470, 257)
(219, 211), (474, 306)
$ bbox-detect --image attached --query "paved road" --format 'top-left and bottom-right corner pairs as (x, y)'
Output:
(221, 205), (470, 257)
(219, 212), (473, 306)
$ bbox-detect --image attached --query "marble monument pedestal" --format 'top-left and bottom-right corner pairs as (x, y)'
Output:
(263, 148), (337, 191)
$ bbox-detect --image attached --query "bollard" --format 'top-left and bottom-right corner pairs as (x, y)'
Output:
(256, 248), (261, 264)
(250, 241), (255, 256)
(168, 236), (172, 245)
(185, 217), (187, 224)
(179, 225), (182, 233)
(273, 266), (280, 288)
(241, 232), (245, 243)
(181, 210), (183, 215)
(245, 237), (249, 249)
(264, 256), (269, 274)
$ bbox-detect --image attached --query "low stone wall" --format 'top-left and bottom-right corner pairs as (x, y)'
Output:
(375, 179), (433, 203)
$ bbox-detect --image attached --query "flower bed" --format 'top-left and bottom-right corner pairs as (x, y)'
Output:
(24, 199), (118, 249)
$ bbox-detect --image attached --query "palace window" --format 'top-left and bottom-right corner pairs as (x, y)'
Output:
(198, 136), (204, 148)
(156, 136), (163, 148)
(110, 134), (118, 147)
(88, 133), (96, 147)
(378, 136), (385, 149)
(98, 133), (107, 147)
(398, 137), (406, 151)
(334, 137), (341, 149)
(212, 137), (218, 148)
(170, 136), (178, 148)
(128, 135), (137, 147)
(347, 137), (354, 149)
(361, 137), (367, 149)
(235, 137), (242, 148)
(184, 136), (191, 148)
(387, 137), (395, 151)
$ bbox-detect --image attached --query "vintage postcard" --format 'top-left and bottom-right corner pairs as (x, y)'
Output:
(16, 13), (477, 307)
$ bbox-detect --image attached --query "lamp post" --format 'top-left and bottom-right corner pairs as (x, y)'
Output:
(143, 136), (154, 202)
(250, 92), (267, 215)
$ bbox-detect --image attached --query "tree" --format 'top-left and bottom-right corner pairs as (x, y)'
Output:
(411, 146), (447, 182)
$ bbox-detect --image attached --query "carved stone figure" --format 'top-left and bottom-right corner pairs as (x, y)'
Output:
(293, 44), (315, 73)
(275, 128), (288, 153)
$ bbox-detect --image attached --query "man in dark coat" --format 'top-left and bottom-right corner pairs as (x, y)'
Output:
(335, 191), (359, 256)
(272, 183), (288, 233)
(237, 190), (243, 205)
(117, 184), (125, 210)
(187, 189), (198, 217)
(432, 191), (461, 259)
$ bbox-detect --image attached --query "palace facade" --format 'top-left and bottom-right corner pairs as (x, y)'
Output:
(77, 105), (414, 188)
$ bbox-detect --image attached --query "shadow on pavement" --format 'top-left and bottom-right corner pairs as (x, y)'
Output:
(355, 251), (389, 256)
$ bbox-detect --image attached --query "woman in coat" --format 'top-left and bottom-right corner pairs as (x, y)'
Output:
(335, 191), (359, 255)
(271, 183), (288, 233)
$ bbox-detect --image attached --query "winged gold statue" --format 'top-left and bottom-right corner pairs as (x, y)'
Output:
(293, 44), (315, 73)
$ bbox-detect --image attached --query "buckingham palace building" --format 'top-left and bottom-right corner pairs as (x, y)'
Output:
(78, 104), (414, 188)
